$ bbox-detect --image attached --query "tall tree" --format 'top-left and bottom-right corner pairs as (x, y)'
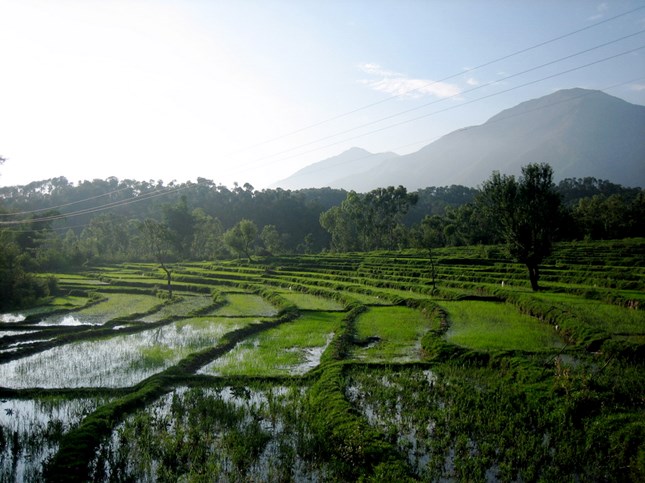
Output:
(320, 186), (417, 251)
(260, 224), (284, 255)
(478, 163), (561, 291)
(162, 195), (195, 258)
(140, 219), (174, 297)
(190, 208), (223, 260)
(223, 219), (258, 261)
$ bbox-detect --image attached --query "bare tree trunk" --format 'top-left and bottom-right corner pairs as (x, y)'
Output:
(527, 263), (540, 291)
(160, 262), (172, 298)
(428, 247), (438, 294)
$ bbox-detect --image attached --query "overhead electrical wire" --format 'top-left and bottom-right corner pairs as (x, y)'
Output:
(252, 44), (645, 168)
(2, 75), (640, 234)
(240, 30), (645, 167)
(226, 5), (645, 156)
(291, 76), (645, 179)
(0, 185), (188, 226)
(0, 7), (642, 226)
(1, 45), (641, 227)
(236, 37), (645, 173)
(0, 185), (139, 217)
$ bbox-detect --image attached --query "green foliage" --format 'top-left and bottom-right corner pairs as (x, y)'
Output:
(352, 306), (440, 362)
(223, 219), (258, 261)
(440, 300), (564, 351)
(259, 223), (285, 255)
(4, 241), (643, 481)
(320, 185), (417, 251)
(478, 163), (562, 290)
(0, 230), (53, 310)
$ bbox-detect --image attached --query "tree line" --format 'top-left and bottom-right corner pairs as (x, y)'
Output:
(1, 164), (643, 308)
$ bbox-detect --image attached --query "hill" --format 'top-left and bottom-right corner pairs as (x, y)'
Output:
(275, 89), (645, 191)
(272, 147), (399, 190)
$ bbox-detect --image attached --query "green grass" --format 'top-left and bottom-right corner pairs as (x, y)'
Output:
(48, 295), (89, 307)
(441, 300), (565, 351)
(276, 291), (344, 311)
(342, 291), (394, 305)
(533, 292), (645, 336)
(214, 293), (278, 317)
(200, 311), (344, 376)
(352, 306), (439, 362)
(6, 240), (645, 481)
(81, 293), (160, 319)
(141, 295), (213, 322)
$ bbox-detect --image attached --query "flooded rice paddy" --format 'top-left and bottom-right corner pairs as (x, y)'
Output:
(1, 396), (112, 482)
(1, 246), (638, 481)
(200, 312), (343, 376)
(1, 317), (251, 388)
(90, 385), (332, 482)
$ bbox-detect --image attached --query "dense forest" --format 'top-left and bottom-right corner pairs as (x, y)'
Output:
(1, 166), (643, 310)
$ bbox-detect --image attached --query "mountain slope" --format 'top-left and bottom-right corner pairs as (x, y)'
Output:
(276, 89), (645, 191)
(272, 147), (399, 190)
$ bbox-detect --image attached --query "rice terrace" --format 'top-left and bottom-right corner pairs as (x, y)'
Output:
(1, 239), (643, 481)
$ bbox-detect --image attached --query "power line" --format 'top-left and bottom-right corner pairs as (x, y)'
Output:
(287, 76), (645, 181)
(258, 44), (645, 169)
(237, 34), (645, 174)
(0, 185), (143, 217)
(243, 30), (644, 166)
(225, 5), (645, 157)
(0, 74), (641, 231)
(0, 185), (188, 226)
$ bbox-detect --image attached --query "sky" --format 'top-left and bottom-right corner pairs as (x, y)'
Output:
(0, 0), (644, 189)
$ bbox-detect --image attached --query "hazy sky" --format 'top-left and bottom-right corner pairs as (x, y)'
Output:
(1, 0), (644, 188)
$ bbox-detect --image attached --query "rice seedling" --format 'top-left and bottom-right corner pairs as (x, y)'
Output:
(200, 312), (344, 376)
(1, 396), (111, 481)
(0, 317), (250, 388)
(276, 291), (344, 311)
(534, 292), (645, 336)
(214, 293), (278, 317)
(441, 300), (564, 351)
(352, 306), (440, 362)
(90, 385), (334, 482)
(140, 294), (213, 322)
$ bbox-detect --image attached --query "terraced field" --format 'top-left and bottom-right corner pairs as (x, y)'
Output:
(1, 239), (643, 481)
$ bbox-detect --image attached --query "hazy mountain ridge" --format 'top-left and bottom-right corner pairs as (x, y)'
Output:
(275, 89), (645, 191)
(272, 147), (399, 190)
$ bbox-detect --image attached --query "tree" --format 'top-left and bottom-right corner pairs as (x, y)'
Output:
(191, 209), (224, 259)
(478, 163), (561, 291)
(260, 224), (284, 255)
(162, 195), (195, 258)
(320, 186), (417, 251)
(140, 219), (174, 297)
(223, 219), (258, 261)
(363, 186), (418, 250)
(319, 199), (361, 252)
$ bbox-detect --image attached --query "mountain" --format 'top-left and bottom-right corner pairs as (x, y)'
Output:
(272, 147), (399, 190)
(275, 89), (645, 191)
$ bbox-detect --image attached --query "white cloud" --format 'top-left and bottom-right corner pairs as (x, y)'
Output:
(629, 83), (645, 91)
(587, 2), (609, 21)
(358, 63), (460, 99)
(466, 77), (479, 86)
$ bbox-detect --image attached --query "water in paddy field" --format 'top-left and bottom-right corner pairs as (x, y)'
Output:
(0, 397), (110, 481)
(0, 318), (245, 389)
(90, 385), (333, 482)
(36, 314), (101, 327)
(0, 314), (26, 323)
